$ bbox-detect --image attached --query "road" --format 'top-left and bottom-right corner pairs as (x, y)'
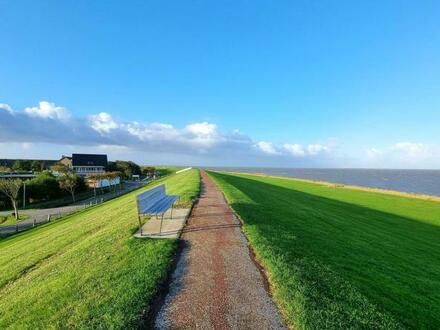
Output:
(0, 180), (147, 237)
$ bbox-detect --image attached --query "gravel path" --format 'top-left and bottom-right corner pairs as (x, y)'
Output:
(155, 171), (286, 329)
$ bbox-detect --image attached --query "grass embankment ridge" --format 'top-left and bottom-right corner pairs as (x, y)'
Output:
(219, 170), (440, 202)
(0, 169), (200, 329)
(208, 171), (440, 329)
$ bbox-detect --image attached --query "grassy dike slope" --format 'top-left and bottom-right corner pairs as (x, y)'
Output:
(208, 171), (440, 329)
(0, 169), (200, 329)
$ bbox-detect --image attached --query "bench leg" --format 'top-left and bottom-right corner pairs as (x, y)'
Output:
(170, 204), (173, 220)
(138, 215), (143, 236)
(159, 213), (164, 235)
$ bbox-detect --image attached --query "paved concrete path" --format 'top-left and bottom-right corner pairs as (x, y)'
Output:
(134, 208), (191, 239)
(155, 171), (286, 329)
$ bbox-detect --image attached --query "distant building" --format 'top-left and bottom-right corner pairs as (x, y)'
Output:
(87, 176), (120, 189)
(58, 155), (72, 167)
(58, 154), (108, 176)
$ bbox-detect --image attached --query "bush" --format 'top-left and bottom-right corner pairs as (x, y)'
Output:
(107, 161), (141, 179)
(26, 171), (87, 204)
(27, 171), (61, 201)
(0, 197), (8, 210)
(0, 215), (7, 224)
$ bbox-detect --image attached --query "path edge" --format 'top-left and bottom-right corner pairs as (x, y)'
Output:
(205, 170), (291, 329)
(138, 176), (202, 329)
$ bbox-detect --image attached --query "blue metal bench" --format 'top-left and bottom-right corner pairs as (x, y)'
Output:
(136, 184), (179, 235)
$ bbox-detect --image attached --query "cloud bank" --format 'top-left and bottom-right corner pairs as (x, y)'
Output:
(1, 101), (438, 168)
(0, 101), (334, 165)
(365, 142), (440, 168)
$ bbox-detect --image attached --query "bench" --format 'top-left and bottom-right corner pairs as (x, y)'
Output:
(136, 184), (179, 235)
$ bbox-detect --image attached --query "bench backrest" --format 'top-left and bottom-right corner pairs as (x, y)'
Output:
(136, 184), (167, 213)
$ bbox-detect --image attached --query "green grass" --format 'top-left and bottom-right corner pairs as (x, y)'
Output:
(155, 165), (186, 177)
(0, 169), (200, 329)
(208, 171), (440, 329)
(0, 214), (29, 227)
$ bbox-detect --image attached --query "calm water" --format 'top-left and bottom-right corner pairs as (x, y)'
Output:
(207, 167), (440, 197)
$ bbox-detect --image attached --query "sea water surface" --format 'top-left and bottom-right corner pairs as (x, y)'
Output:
(207, 167), (440, 197)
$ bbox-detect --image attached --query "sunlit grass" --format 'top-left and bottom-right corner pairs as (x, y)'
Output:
(208, 171), (440, 329)
(0, 169), (200, 329)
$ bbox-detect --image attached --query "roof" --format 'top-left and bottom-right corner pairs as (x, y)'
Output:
(72, 154), (108, 167)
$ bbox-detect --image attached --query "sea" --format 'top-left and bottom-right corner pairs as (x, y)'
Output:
(206, 167), (440, 197)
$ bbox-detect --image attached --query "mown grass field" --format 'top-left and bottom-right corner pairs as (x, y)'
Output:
(0, 169), (200, 329)
(208, 171), (440, 329)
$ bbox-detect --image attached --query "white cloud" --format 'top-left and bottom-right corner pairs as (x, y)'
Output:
(283, 143), (305, 156)
(366, 147), (383, 159)
(0, 103), (13, 113)
(255, 141), (279, 155)
(185, 122), (217, 136)
(0, 100), (344, 165)
(123, 122), (180, 143)
(367, 142), (431, 159)
(21, 143), (33, 149)
(284, 143), (332, 157)
(364, 142), (440, 168)
(393, 142), (428, 157)
(24, 101), (70, 120)
(184, 122), (221, 148)
(89, 112), (118, 133)
(307, 144), (330, 155)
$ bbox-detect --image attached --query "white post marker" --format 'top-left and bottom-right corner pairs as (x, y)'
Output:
(176, 167), (192, 174)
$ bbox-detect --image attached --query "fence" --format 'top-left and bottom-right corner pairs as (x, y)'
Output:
(0, 180), (150, 238)
(0, 199), (104, 238)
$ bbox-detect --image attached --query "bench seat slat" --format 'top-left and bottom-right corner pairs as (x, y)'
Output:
(136, 184), (178, 216)
(144, 195), (178, 214)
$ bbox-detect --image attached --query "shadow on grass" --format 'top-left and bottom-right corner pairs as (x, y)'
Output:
(210, 172), (440, 329)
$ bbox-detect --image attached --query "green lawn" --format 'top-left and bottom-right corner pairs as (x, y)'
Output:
(0, 169), (200, 329)
(0, 214), (29, 227)
(208, 171), (440, 329)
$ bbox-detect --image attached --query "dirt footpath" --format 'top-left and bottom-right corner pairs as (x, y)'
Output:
(155, 171), (286, 329)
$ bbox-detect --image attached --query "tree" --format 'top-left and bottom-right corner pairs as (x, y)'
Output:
(13, 160), (32, 172)
(107, 160), (141, 179)
(0, 166), (11, 173)
(142, 166), (156, 178)
(26, 171), (61, 201)
(51, 164), (72, 175)
(31, 160), (43, 172)
(0, 179), (22, 220)
(58, 174), (78, 202)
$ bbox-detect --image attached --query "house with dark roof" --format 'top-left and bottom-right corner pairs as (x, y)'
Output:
(59, 154), (108, 176)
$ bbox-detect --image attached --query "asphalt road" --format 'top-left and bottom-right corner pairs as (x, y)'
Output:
(0, 180), (147, 237)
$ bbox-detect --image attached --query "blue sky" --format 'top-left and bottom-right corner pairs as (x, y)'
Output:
(1, 1), (440, 168)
